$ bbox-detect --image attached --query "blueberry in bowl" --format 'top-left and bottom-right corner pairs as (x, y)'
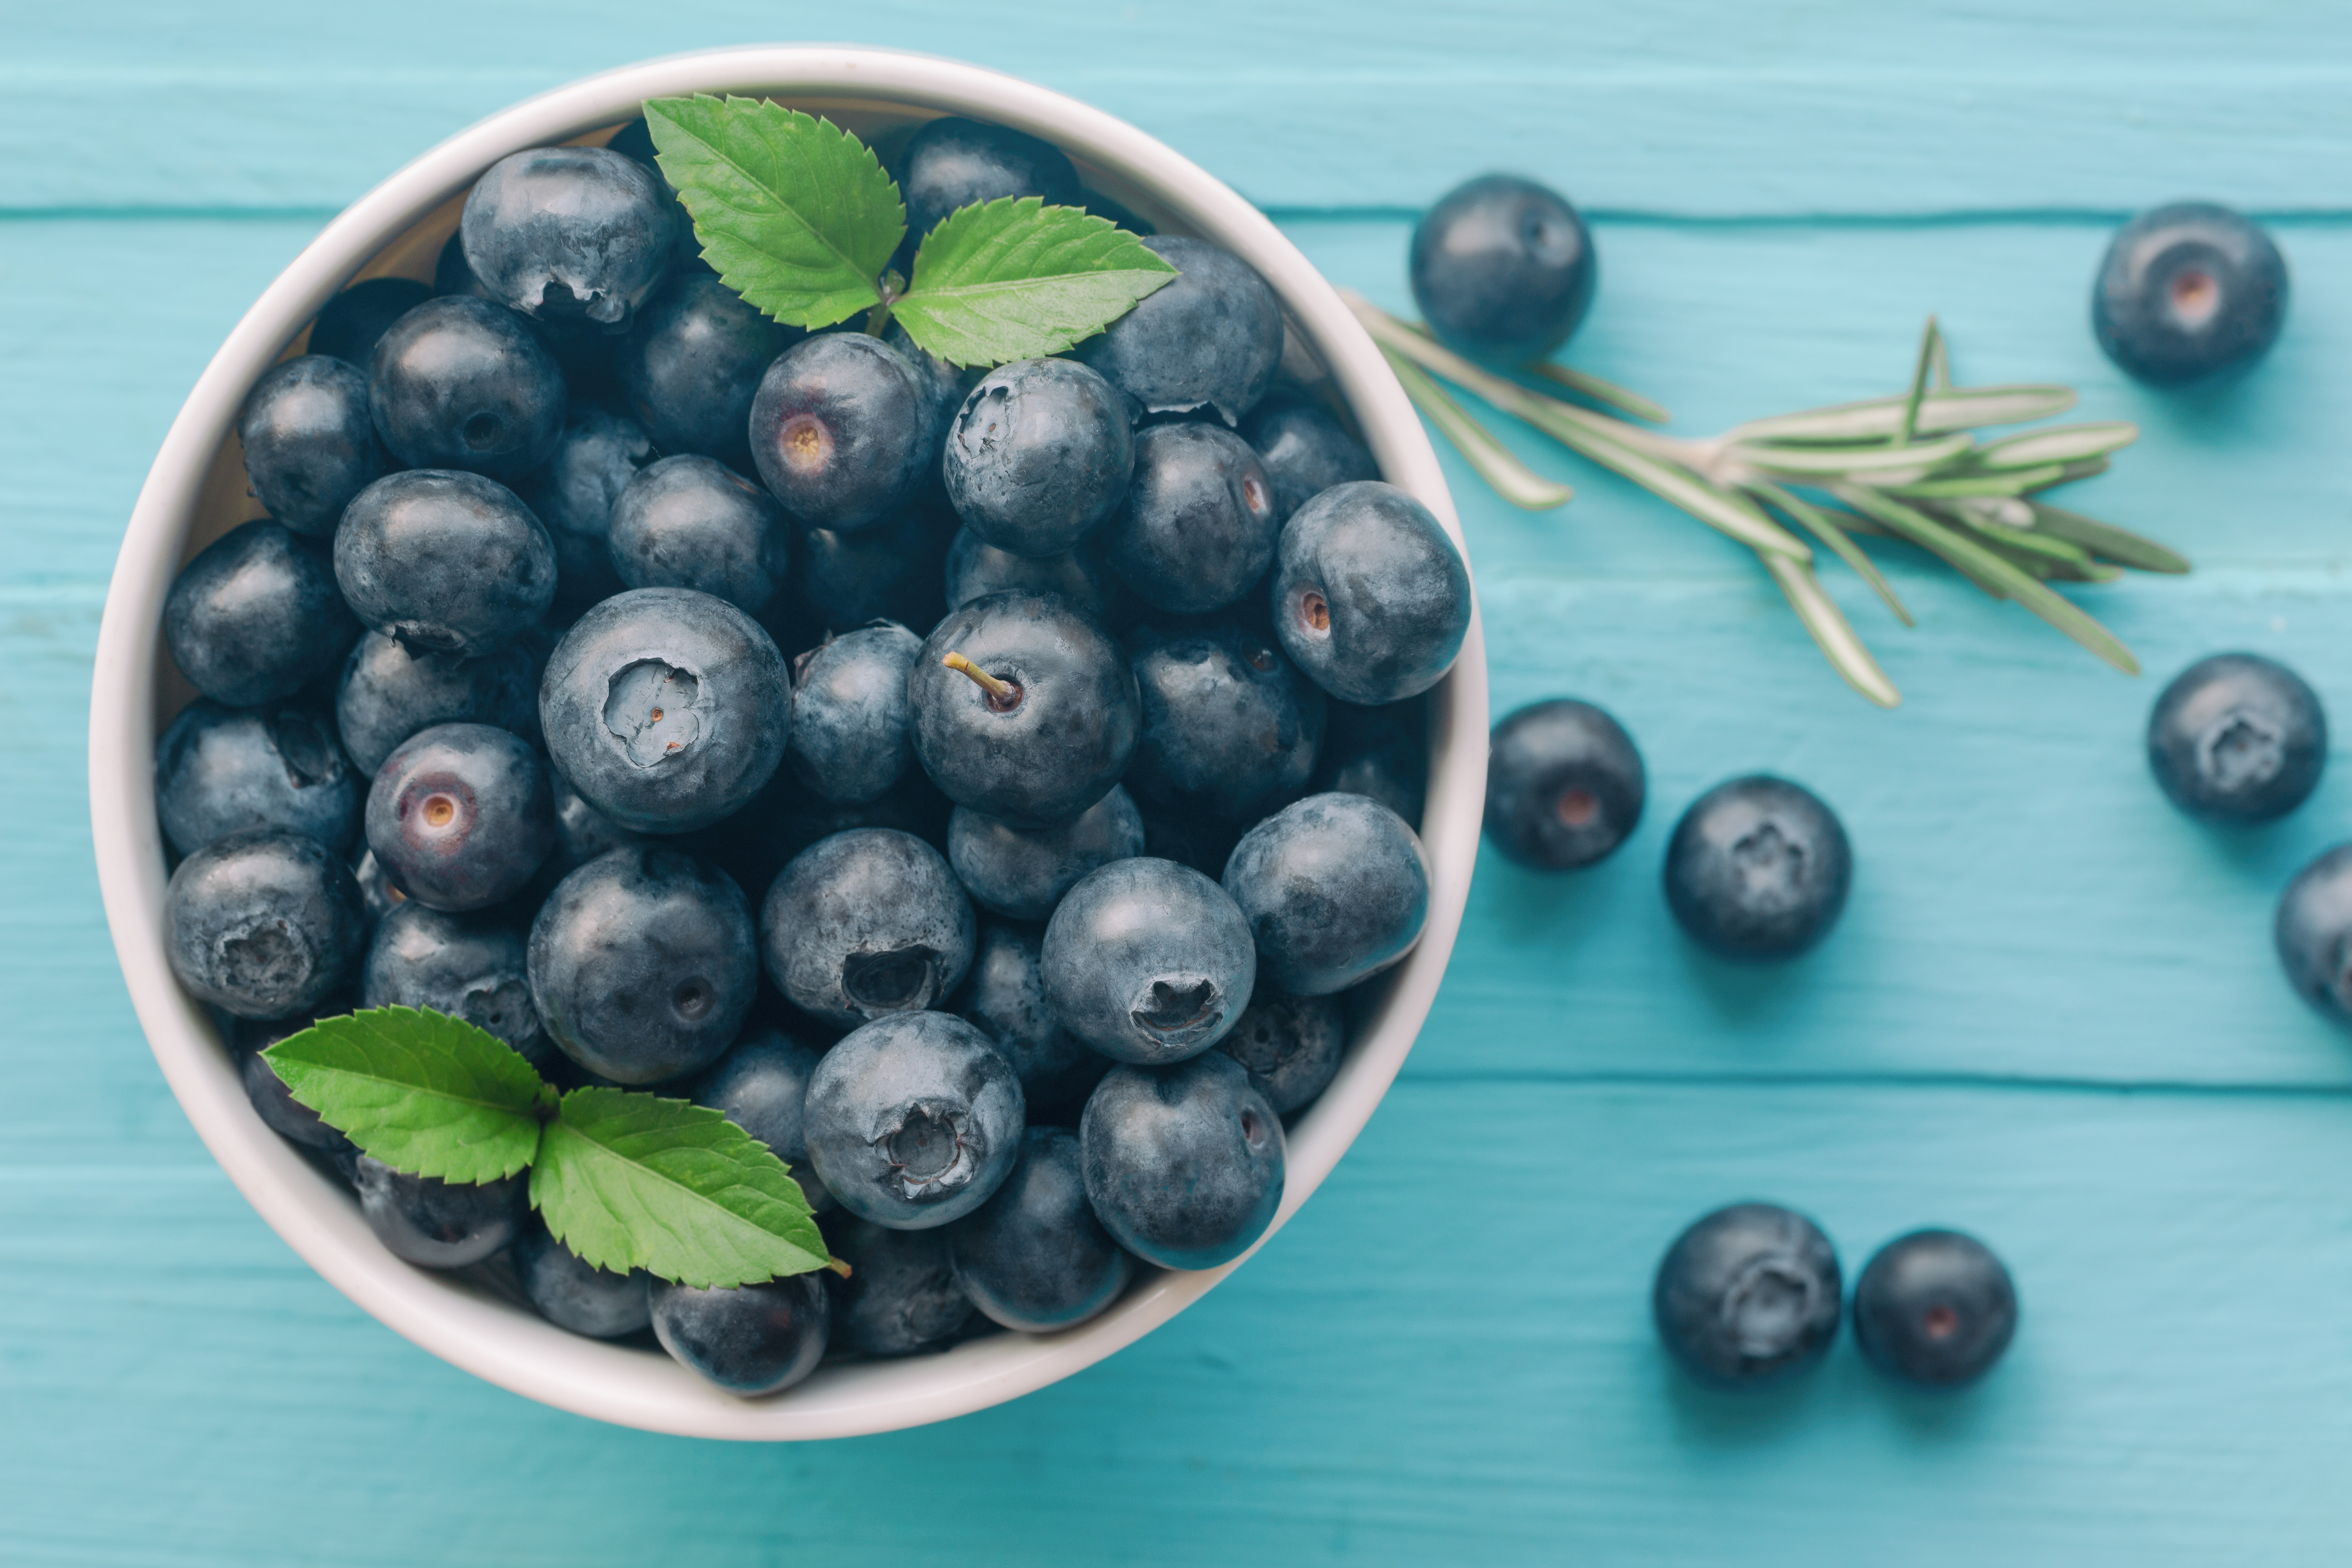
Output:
(164, 520), (359, 707)
(759, 827), (977, 1029)
(363, 721), (557, 913)
(802, 1009), (1026, 1230)
(366, 295), (568, 479)
(943, 358), (1134, 559)
(1042, 857), (1257, 1065)
(1080, 1052), (1284, 1271)
(333, 470), (555, 657)
(2146, 652), (2325, 823)
(1223, 792), (1431, 996)
(1272, 480), (1472, 706)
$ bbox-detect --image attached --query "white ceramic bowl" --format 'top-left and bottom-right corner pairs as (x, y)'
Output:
(88, 45), (1486, 1440)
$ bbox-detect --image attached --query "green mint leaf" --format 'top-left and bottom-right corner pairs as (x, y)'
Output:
(262, 1006), (549, 1184)
(895, 197), (1179, 367)
(643, 93), (902, 330)
(531, 1087), (828, 1289)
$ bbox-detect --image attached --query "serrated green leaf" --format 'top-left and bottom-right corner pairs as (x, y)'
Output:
(893, 197), (1178, 366)
(644, 94), (900, 329)
(263, 1006), (548, 1183)
(1384, 347), (1573, 510)
(532, 1088), (827, 1289)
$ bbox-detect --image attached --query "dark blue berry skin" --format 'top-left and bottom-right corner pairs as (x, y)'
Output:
(364, 722), (555, 913)
(887, 322), (982, 452)
(538, 587), (792, 834)
(232, 1002), (357, 1153)
(688, 1025), (834, 1214)
(335, 470), (555, 657)
(897, 117), (1083, 253)
(166, 828), (366, 1019)
(1485, 698), (1646, 871)
(910, 592), (1141, 828)
(681, 768), (953, 904)
(1663, 776), (1852, 962)
(368, 295), (567, 478)
(2093, 202), (2288, 385)
(308, 276), (433, 368)
(1127, 618), (1326, 823)
(528, 845), (759, 1084)
(650, 1273), (830, 1395)
(514, 1219), (652, 1338)
(1043, 858), (1256, 1065)
(829, 1219), (975, 1356)
(1223, 793), (1429, 996)
(1077, 235), (1283, 425)
(749, 333), (937, 534)
(760, 828), (977, 1030)
(787, 622), (922, 804)
(435, 230), (486, 298)
(1311, 696), (1426, 825)
(156, 698), (361, 859)
(942, 358), (1134, 559)
(1214, 986), (1344, 1117)
(1852, 1229), (2018, 1389)
(945, 527), (1116, 618)
(601, 118), (701, 270)
(950, 919), (1110, 1127)
(1105, 422), (1279, 615)
(949, 1126), (1132, 1332)
(352, 848), (405, 931)
(608, 455), (792, 618)
(2274, 845), (2352, 1025)
(460, 146), (674, 329)
(949, 785), (1145, 922)
(1410, 174), (1597, 366)
(551, 778), (642, 872)
(334, 631), (539, 779)
(2146, 652), (2326, 823)
(165, 521), (359, 707)
(1272, 480), (1471, 706)
(361, 902), (550, 1068)
(352, 1156), (526, 1268)
(1080, 1052), (1283, 1271)
(237, 356), (390, 537)
(804, 1010), (1026, 1230)
(1653, 1202), (1841, 1389)
(792, 498), (957, 635)
(517, 407), (656, 611)
(620, 273), (798, 463)
(1138, 806), (1245, 882)
(1242, 392), (1378, 522)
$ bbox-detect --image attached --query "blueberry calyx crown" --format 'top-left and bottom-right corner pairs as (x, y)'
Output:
(1129, 974), (1225, 1048)
(872, 1099), (981, 1201)
(604, 658), (703, 766)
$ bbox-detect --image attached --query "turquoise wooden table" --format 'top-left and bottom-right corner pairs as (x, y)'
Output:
(11, 3), (2352, 1561)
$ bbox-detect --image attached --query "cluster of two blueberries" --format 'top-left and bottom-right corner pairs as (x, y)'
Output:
(156, 113), (1473, 1395)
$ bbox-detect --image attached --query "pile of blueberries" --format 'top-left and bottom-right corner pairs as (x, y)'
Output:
(154, 113), (1471, 1396)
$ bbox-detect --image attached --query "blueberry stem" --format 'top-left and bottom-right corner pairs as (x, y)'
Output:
(942, 651), (1020, 706)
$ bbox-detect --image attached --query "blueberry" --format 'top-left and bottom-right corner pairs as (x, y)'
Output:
(760, 828), (977, 1030)
(949, 785), (1146, 922)
(550, 778), (643, 872)
(334, 631), (538, 780)
(607, 455), (792, 618)
(351, 1156), (526, 1268)
(1851, 1229), (2018, 1389)
(364, 722), (554, 913)
(1410, 174), (1597, 366)
(619, 273), (799, 462)
(156, 698), (361, 859)
(682, 768), (952, 902)
(787, 622), (922, 804)
(886, 321), (982, 451)
(460, 146), (674, 329)
(829, 1218), (976, 1356)
(1652, 1202), (1841, 1389)
(368, 295), (567, 478)
(2146, 652), (2325, 823)
(650, 1273), (830, 1395)
(942, 358), (1134, 559)
(749, 333), (936, 533)
(1663, 776), (1852, 962)
(687, 1025), (834, 1213)
(949, 1126), (1132, 1332)
(1127, 618), (1326, 823)
(166, 828), (365, 1019)
(538, 587), (792, 834)
(1042, 858), (1256, 1065)
(897, 117), (1082, 253)
(944, 526), (1116, 618)
(516, 407), (657, 611)
(601, 117), (701, 266)
(1080, 1052), (1283, 1271)
(909, 591), (1141, 828)
(1485, 698), (1646, 870)
(1242, 391), (1377, 521)
(236, 356), (390, 537)
(1076, 236), (1283, 424)
(803, 1010), (1025, 1229)
(2274, 844), (2352, 1024)
(1272, 480), (1471, 706)
(307, 276), (433, 368)
(352, 847), (406, 931)
(949, 919), (1110, 1126)
(2092, 202), (2288, 385)
(1214, 987), (1344, 1117)
(1223, 793), (1429, 996)
(792, 498), (957, 634)
(1105, 422), (1279, 615)
(232, 1003), (357, 1153)
(360, 902), (549, 1067)
(513, 1218), (652, 1338)
(164, 520), (359, 707)
(334, 470), (555, 657)
(1310, 696), (1427, 824)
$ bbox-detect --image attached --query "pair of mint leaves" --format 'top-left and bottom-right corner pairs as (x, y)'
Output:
(641, 94), (1177, 365)
(264, 1008), (832, 1288)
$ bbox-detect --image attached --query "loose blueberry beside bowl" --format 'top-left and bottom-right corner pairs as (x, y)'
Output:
(334, 470), (555, 657)
(649, 1274), (831, 1396)
(1652, 1202), (1841, 1389)
(165, 520), (359, 708)
(1224, 792), (1430, 996)
(367, 294), (568, 479)
(1273, 480), (1471, 706)
(1043, 858), (1256, 1065)
(943, 357), (1134, 559)
(2274, 844), (2352, 1025)
(1106, 422), (1280, 615)
(1077, 235), (1284, 424)
(1485, 698), (1645, 871)
(1410, 173), (1597, 366)
(760, 827), (977, 1029)
(2146, 652), (2325, 823)
(1663, 776), (1851, 962)
(165, 828), (366, 1019)
(1850, 1228), (2018, 1388)
(950, 1126), (1134, 1333)
(364, 722), (556, 913)
(802, 1009), (1026, 1230)
(2092, 201), (2288, 385)
(237, 356), (390, 537)
(156, 698), (361, 859)
(1081, 1051), (1284, 1271)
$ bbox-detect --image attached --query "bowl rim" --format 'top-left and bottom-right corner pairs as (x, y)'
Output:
(87, 43), (1488, 1441)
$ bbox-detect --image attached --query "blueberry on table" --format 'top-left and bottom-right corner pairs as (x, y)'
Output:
(527, 845), (758, 1085)
(803, 1010), (1026, 1230)
(156, 698), (361, 859)
(829, 1218), (976, 1357)
(787, 622), (923, 805)
(749, 333), (937, 534)
(334, 470), (555, 657)
(1272, 480), (1472, 706)
(1104, 422), (1281, 615)
(166, 828), (365, 1019)
(1485, 698), (1646, 871)
(1653, 1202), (1841, 1389)
(792, 497), (958, 634)
(650, 1273), (830, 1396)
(619, 272), (799, 462)
(513, 1219), (652, 1338)
(1242, 391), (1378, 522)
(364, 722), (555, 913)
(2093, 201), (2288, 385)
(1127, 617), (1327, 823)
(1080, 1052), (1284, 1271)
(608, 454), (792, 618)
(360, 902), (549, 1068)
(944, 527), (1117, 618)
(165, 520), (359, 707)
(1410, 174), (1597, 366)
(1223, 793), (1430, 996)
(1076, 235), (1284, 425)
(2146, 652), (2325, 823)
(687, 1025), (834, 1214)
(351, 1156), (526, 1268)
(306, 275), (432, 368)
(335, 631), (539, 779)
(367, 294), (567, 479)
(949, 1126), (1133, 1333)
(1310, 696), (1427, 825)
(1851, 1228), (2018, 1388)
(1663, 776), (1852, 961)
(460, 145), (675, 329)
(759, 828), (977, 1030)
(2274, 845), (2352, 1024)
(516, 407), (656, 612)
(1042, 858), (1256, 1065)
(1214, 986), (1344, 1117)
(897, 117), (1083, 254)
(943, 358), (1135, 559)
(236, 355), (390, 537)
(537, 587), (792, 834)
(948, 785), (1146, 922)
(950, 919), (1111, 1127)
(909, 591), (1141, 828)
